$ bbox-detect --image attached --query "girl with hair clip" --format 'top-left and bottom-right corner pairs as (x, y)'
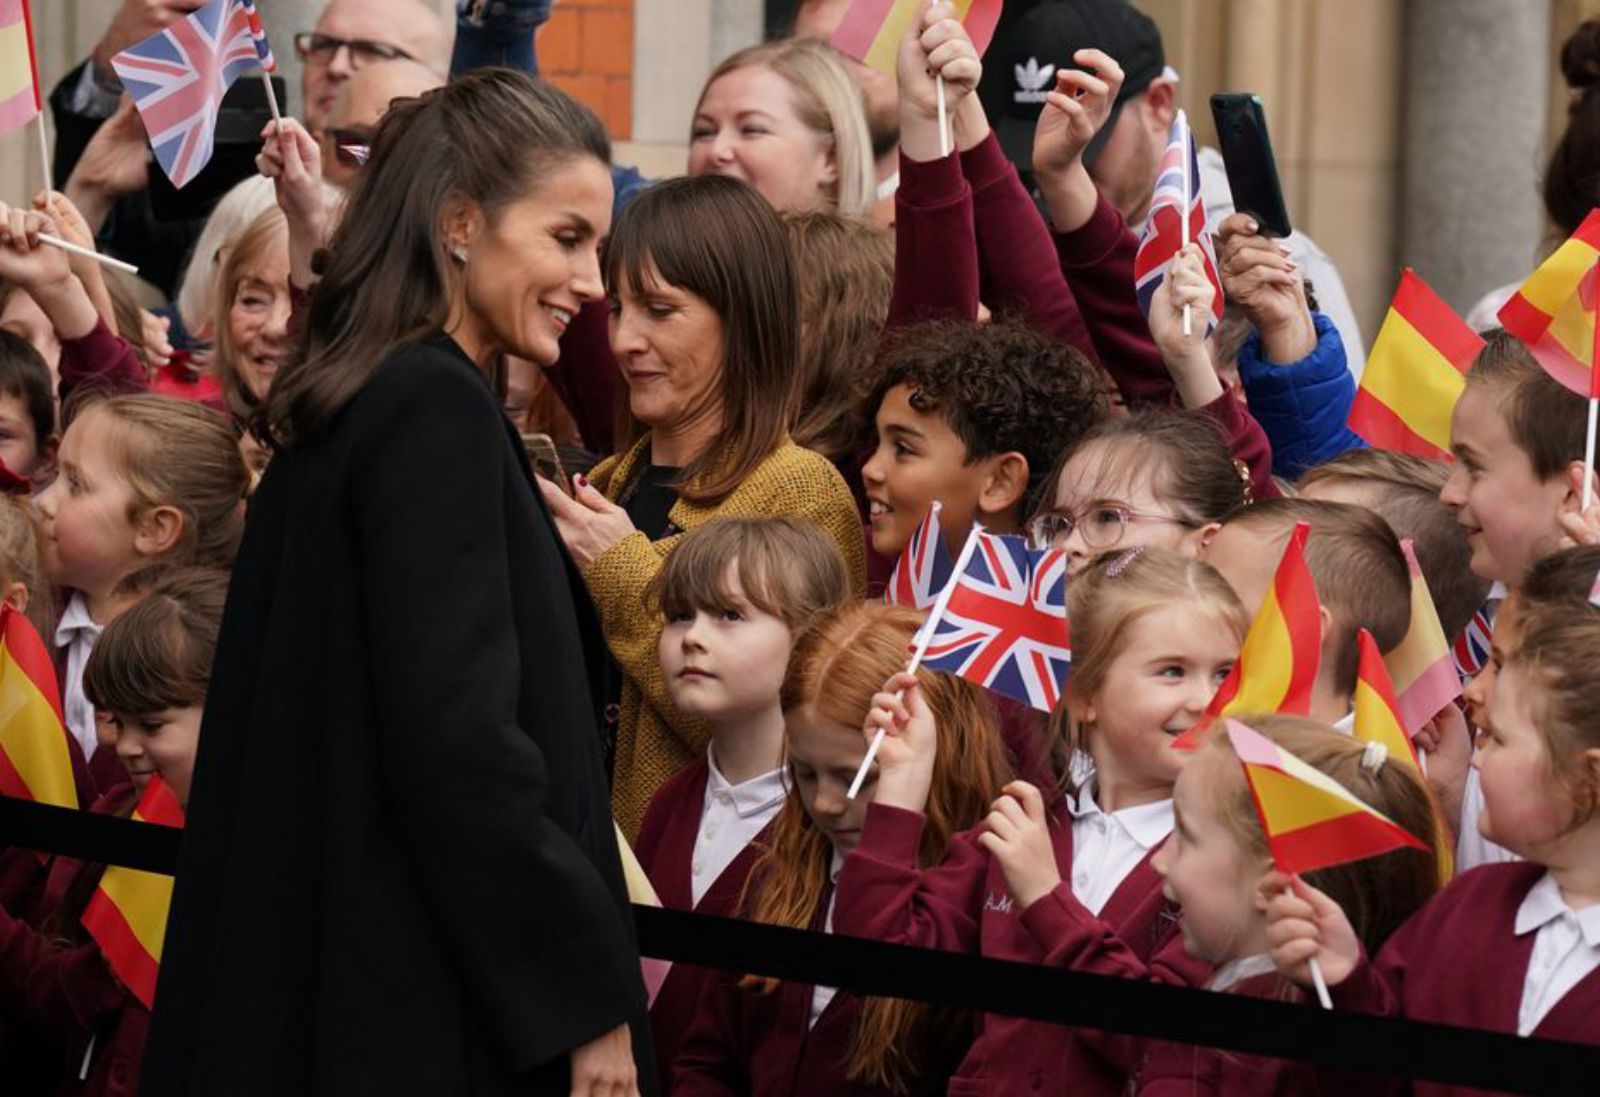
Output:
(634, 516), (852, 1076)
(834, 547), (1249, 1094)
(0, 568), (229, 1097)
(883, 5), (1277, 502)
(1029, 410), (1252, 574)
(35, 394), (248, 804)
(999, 714), (1442, 1095)
(1269, 603), (1600, 1095)
(674, 601), (1009, 1095)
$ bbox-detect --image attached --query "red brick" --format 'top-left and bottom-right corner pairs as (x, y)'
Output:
(536, 8), (581, 74)
(603, 77), (632, 139)
(547, 72), (607, 115)
(580, 9), (633, 77)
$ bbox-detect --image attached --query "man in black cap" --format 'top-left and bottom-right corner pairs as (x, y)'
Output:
(979, 0), (1366, 376)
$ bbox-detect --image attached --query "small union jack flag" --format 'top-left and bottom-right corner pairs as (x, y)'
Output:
(919, 529), (1071, 712)
(1452, 602), (1496, 683)
(1134, 110), (1224, 334)
(887, 503), (953, 610)
(110, 0), (275, 189)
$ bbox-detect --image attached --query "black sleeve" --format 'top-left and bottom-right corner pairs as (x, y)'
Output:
(350, 347), (645, 1071)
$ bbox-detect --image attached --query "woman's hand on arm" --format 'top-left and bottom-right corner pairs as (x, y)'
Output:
(538, 474), (640, 568)
(1033, 48), (1123, 233)
(896, 1), (982, 162)
(569, 1021), (640, 1097)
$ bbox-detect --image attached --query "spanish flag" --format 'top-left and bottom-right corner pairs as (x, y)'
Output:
(830, 0), (1003, 76)
(1177, 524), (1322, 751)
(1351, 630), (1421, 773)
(0, 602), (76, 811)
(0, 0), (40, 137)
(1348, 270), (1480, 461)
(1384, 540), (1463, 735)
(81, 776), (184, 1010)
(1224, 718), (1428, 875)
(1498, 209), (1600, 398)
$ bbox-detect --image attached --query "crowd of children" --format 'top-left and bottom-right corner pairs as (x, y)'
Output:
(3, 0), (1600, 1092)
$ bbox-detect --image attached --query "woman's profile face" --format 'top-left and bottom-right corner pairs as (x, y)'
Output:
(460, 156), (613, 367)
(687, 63), (838, 214)
(609, 263), (727, 440)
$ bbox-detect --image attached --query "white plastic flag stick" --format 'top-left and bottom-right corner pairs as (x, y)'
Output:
(37, 233), (140, 275)
(935, 75), (950, 158)
(35, 114), (50, 198)
(847, 522), (983, 800)
(261, 70), (282, 123)
(1308, 956), (1334, 1010)
(1584, 397), (1598, 510)
(1179, 108), (1193, 338)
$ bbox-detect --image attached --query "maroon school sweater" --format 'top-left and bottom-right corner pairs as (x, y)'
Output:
(835, 801), (1202, 1095)
(1333, 862), (1600, 1097)
(1131, 972), (1321, 1096)
(634, 756), (772, 1082)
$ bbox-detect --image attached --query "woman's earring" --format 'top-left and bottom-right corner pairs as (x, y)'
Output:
(451, 246), (469, 264)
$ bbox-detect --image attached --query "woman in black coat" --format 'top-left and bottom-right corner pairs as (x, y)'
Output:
(140, 71), (650, 1096)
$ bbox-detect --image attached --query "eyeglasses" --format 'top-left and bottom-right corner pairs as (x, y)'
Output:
(327, 126), (374, 168)
(1026, 505), (1191, 552)
(293, 33), (415, 67)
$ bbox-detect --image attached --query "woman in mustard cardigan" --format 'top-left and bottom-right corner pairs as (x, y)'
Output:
(540, 175), (865, 837)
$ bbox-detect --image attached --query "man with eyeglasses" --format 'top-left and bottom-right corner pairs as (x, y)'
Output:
(296, 0), (453, 135)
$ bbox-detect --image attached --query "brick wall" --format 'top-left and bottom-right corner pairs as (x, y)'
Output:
(540, 0), (634, 140)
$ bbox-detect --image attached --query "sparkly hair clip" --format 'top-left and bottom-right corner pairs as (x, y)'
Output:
(1360, 739), (1388, 774)
(1233, 459), (1255, 506)
(1106, 544), (1147, 578)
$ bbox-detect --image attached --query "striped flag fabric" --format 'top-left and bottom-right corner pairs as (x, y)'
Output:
(830, 0), (1003, 76)
(1349, 270), (1481, 461)
(1498, 210), (1600, 398)
(887, 503), (952, 611)
(1351, 630), (1421, 772)
(0, 0), (40, 136)
(81, 776), (185, 1010)
(1224, 718), (1428, 875)
(1384, 540), (1463, 734)
(919, 528), (1071, 711)
(1176, 523), (1321, 749)
(0, 602), (76, 811)
(1134, 110), (1224, 335)
(110, 0), (276, 189)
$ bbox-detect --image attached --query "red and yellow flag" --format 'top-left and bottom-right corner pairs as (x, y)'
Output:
(0, 602), (76, 810)
(0, 0), (41, 137)
(1348, 269), (1480, 461)
(1384, 540), (1463, 735)
(1352, 630), (1421, 773)
(1498, 210), (1600, 398)
(81, 776), (185, 1010)
(1177, 523), (1322, 750)
(1224, 718), (1428, 875)
(830, 0), (1003, 76)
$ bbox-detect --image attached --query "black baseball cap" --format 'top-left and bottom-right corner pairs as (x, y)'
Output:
(981, 0), (1167, 176)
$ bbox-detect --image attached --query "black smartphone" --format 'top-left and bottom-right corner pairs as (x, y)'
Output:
(1209, 92), (1293, 238)
(148, 74), (286, 222)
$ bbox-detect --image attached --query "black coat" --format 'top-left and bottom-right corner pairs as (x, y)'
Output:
(140, 337), (652, 1095)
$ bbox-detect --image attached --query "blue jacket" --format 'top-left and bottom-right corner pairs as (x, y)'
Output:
(1236, 311), (1365, 481)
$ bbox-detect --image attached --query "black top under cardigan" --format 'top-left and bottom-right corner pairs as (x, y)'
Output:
(139, 337), (652, 1095)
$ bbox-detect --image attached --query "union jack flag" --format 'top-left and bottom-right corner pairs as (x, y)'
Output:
(1134, 110), (1224, 334)
(110, 0), (275, 189)
(887, 503), (952, 610)
(1453, 602), (1496, 683)
(919, 529), (1071, 712)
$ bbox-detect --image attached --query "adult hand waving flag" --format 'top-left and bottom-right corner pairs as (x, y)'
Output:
(830, 0), (1003, 75)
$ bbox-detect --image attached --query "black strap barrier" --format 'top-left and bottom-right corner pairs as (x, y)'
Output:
(4, 796), (1599, 1094)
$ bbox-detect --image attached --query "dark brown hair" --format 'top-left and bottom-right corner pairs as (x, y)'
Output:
(870, 317), (1108, 517)
(1203, 714), (1442, 956)
(1222, 498), (1410, 696)
(0, 329), (53, 456)
(649, 516), (852, 631)
(1524, 544), (1600, 610)
(783, 211), (893, 462)
(1299, 449), (1489, 640)
(84, 568), (230, 714)
(1545, 19), (1600, 237)
(1468, 330), (1588, 481)
(263, 69), (610, 449)
(606, 174), (799, 507)
(1041, 410), (1251, 526)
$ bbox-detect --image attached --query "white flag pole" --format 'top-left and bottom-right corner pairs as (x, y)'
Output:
(935, 75), (951, 158)
(1179, 108), (1193, 338)
(1307, 956), (1334, 1010)
(37, 233), (139, 274)
(1584, 397), (1598, 510)
(261, 71), (282, 124)
(34, 114), (50, 198)
(847, 522), (983, 800)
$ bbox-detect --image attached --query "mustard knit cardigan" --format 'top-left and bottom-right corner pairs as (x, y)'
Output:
(583, 436), (867, 837)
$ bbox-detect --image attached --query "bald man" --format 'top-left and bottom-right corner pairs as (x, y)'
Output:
(300, 0), (453, 134)
(319, 59), (445, 191)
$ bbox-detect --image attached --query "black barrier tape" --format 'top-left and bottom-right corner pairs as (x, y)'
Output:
(4, 795), (1599, 1093)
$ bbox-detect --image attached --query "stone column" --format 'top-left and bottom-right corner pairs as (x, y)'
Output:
(1402, 0), (1551, 313)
